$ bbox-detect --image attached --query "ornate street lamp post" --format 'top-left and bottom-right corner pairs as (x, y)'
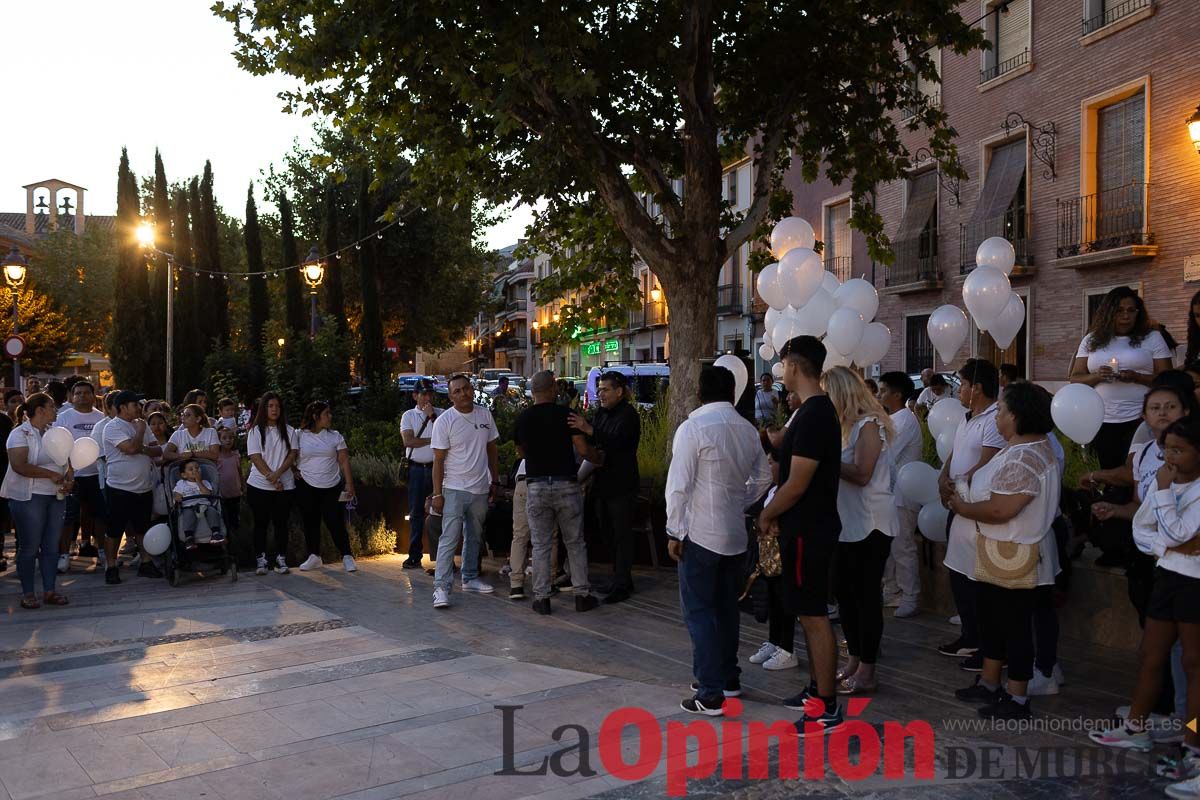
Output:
(302, 246), (326, 338)
(2, 246), (28, 388)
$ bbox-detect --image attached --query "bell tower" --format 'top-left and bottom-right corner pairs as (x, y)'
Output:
(22, 178), (87, 235)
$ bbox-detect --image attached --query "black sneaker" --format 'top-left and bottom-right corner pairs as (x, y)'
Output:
(938, 638), (978, 657)
(603, 588), (631, 605)
(959, 653), (984, 672)
(532, 599), (551, 615)
(105, 566), (121, 585)
(575, 594), (599, 612)
(402, 558), (422, 569)
(955, 676), (1003, 704)
(137, 561), (163, 579)
(691, 679), (742, 698)
(979, 694), (1032, 720)
(794, 703), (843, 737)
(783, 683), (818, 711)
(509, 585), (526, 600)
(680, 696), (724, 716)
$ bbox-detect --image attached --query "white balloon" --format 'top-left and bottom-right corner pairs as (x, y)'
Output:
(770, 216), (816, 260)
(771, 317), (801, 352)
(70, 437), (100, 471)
(758, 342), (775, 361)
(794, 289), (838, 337)
(976, 236), (1017, 276)
(826, 307), (866, 356)
(936, 429), (954, 463)
(764, 306), (781, 335)
(1052, 384), (1106, 445)
(896, 461), (940, 507)
(821, 269), (841, 296)
(851, 322), (891, 367)
(926, 305), (969, 365)
(778, 248), (824, 309)
(771, 361), (784, 379)
(928, 397), (967, 440)
(714, 354), (749, 405)
(918, 503), (950, 543)
(834, 278), (879, 322)
(756, 263), (788, 310)
(989, 292), (1025, 351)
(143, 523), (172, 556)
(962, 265), (1011, 331)
(42, 427), (74, 468)
(823, 349), (851, 371)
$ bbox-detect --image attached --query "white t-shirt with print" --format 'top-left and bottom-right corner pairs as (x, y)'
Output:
(296, 429), (348, 489)
(246, 425), (298, 491)
(168, 426), (219, 457)
(103, 417), (156, 494)
(55, 406), (105, 477)
(173, 478), (215, 507)
(400, 407), (441, 464)
(430, 405), (498, 495)
(1076, 331), (1172, 423)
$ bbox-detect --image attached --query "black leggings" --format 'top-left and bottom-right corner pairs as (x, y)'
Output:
(978, 581), (1041, 682)
(767, 577), (795, 652)
(298, 480), (352, 558)
(1032, 586), (1058, 675)
(247, 486), (294, 561)
(835, 530), (893, 664)
(950, 569), (980, 648)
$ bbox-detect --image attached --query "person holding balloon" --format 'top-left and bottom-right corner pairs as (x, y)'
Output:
(54, 380), (108, 573)
(1, 393), (72, 609)
(102, 390), (164, 583)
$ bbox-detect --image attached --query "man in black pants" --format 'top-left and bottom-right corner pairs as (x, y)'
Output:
(569, 371), (640, 604)
(758, 336), (844, 735)
(400, 380), (441, 569)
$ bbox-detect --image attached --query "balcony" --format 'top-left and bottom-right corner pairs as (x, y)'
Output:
(716, 284), (741, 315)
(504, 337), (528, 351)
(646, 302), (667, 326)
(979, 49), (1030, 85)
(1055, 183), (1156, 268)
(824, 256), (853, 283)
(959, 207), (1033, 275)
(506, 299), (528, 316)
(900, 91), (940, 122)
(1083, 0), (1151, 36)
(628, 307), (645, 329)
(883, 230), (941, 294)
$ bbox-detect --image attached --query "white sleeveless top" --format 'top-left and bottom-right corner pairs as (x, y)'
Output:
(837, 416), (897, 542)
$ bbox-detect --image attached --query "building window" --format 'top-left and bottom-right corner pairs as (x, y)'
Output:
(960, 138), (1029, 272)
(902, 47), (941, 120)
(980, 0), (1031, 84)
(723, 334), (744, 354)
(904, 314), (934, 373)
(1082, 0), (1153, 37)
(975, 291), (1029, 377)
(888, 171), (939, 286)
(824, 199), (853, 282)
(727, 170), (738, 207)
(1096, 89), (1146, 239)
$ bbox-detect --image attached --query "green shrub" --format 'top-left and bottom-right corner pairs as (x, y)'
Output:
(497, 440), (519, 481)
(350, 454), (405, 488)
(352, 517), (399, 557)
(1060, 431), (1100, 490)
(637, 387), (673, 495)
(347, 421), (406, 462)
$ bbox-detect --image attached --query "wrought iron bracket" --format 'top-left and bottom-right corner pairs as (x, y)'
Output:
(1002, 112), (1057, 181)
(913, 147), (961, 206)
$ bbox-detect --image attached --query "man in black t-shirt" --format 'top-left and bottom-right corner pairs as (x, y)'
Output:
(758, 335), (844, 736)
(515, 371), (601, 614)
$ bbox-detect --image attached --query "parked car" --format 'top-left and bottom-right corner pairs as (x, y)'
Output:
(478, 368), (511, 383)
(585, 363), (670, 408)
(396, 373), (430, 392)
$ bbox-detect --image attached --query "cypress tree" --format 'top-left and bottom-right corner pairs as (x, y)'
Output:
(109, 148), (148, 390)
(322, 181), (346, 333)
(244, 183), (269, 374)
(278, 191), (306, 337)
(173, 187), (200, 401)
(199, 161), (230, 349)
(357, 168), (384, 383)
(145, 150), (171, 396)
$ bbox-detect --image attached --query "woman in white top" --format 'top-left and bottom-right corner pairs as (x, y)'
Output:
(823, 367), (896, 695)
(163, 404), (219, 463)
(295, 400), (357, 573)
(1, 393), (72, 609)
(245, 392), (299, 575)
(946, 382), (1060, 722)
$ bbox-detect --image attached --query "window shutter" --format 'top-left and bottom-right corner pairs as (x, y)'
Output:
(896, 171), (939, 242)
(970, 140), (1027, 225)
(1097, 90), (1145, 193)
(997, 0), (1029, 64)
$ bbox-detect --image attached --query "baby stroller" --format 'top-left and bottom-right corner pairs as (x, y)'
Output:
(161, 460), (236, 587)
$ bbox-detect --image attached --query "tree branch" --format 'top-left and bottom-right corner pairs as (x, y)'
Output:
(723, 116), (788, 255)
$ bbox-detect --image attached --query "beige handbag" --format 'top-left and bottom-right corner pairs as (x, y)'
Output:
(973, 525), (1039, 589)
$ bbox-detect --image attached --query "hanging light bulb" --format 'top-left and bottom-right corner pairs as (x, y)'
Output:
(376, 233), (383, 240)
(336, 252), (342, 259)
(355, 243), (362, 250)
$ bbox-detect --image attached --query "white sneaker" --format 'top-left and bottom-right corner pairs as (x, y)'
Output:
(343, 555), (357, 572)
(274, 555), (289, 574)
(749, 642), (778, 665)
(1027, 668), (1060, 696)
(949, 615), (961, 625)
(298, 554), (322, 571)
(1167, 772), (1200, 798)
(894, 601), (920, 618)
(57, 554), (69, 574)
(462, 578), (494, 593)
(255, 554), (268, 575)
(1052, 663), (1066, 686)
(762, 648), (799, 671)
(433, 587), (451, 608)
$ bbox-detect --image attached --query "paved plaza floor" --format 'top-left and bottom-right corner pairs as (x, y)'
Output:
(0, 542), (1178, 799)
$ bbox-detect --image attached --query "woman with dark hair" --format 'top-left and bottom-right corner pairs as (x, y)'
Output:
(949, 382), (1061, 721)
(246, 392), (298, 575)
(5, 389), (24, 422)
(1186, 290), (1200, 367)
(163, 404), (219, 462)
(1, 393), (72, 608)
(295, 401), (357, 572)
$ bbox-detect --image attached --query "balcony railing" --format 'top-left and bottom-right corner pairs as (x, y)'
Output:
(824, 256), (853, 283)
(506, 299), (527, 314)
(504, 337), (528, 350)
(645, 302), (667, 326)
(959, 207), (1032, 273)
(979, 48), (1030, 85)
(886, 230), (940, 287)
(1056, 183), (1152, 258)
(900, 91), (940, 121)
(1083, 0), (1150, 36)
(628, 307), (645, 329)
(716, 284), (741, 315)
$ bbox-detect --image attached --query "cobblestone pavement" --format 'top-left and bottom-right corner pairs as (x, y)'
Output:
(0, 543), (1173, 799)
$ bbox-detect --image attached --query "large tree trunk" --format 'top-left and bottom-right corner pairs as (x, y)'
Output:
(656, 253), (720, 431)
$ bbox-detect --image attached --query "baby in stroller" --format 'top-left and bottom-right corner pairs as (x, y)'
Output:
(173, 460), (226, 547)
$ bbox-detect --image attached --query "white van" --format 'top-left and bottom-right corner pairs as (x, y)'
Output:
(585, 364), (670, 408)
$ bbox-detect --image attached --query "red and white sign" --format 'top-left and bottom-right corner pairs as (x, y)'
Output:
(3, 335), (24, 358)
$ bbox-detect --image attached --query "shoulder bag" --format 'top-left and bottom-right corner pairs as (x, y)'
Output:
(401, 412), (435, 472)
(973, 523), (1039, 589)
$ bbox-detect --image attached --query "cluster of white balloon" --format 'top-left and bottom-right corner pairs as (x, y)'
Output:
(926, 237), (1025, 365)
(41, 429), (101, 473)
(756, 217), (890, 379)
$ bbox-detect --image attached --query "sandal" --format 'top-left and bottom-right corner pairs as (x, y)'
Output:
(42, 592), (69, 606)
(837, 676), (878, 695)
(836, 663), (860, 682)
(20, 594), (40, 609)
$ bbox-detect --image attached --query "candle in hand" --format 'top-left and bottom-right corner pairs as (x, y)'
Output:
(1107, 357), (1119, 381)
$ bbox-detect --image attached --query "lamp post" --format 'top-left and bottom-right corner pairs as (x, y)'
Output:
(649, 285), (663, 363)
(302, 246), (325, 338)
(1188, 105), (1200, 155)
(136, 222), (177, 404)
(2, 246), (28, 388)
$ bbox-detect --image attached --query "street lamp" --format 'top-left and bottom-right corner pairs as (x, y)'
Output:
(1188, 105), (1200, 155)
(302, 246), (325, 338)
(648, 284), (663, 362)
(2, 246), (28, 388)
(136, 222), (179, 404)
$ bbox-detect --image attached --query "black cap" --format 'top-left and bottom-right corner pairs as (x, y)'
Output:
(416, 379), (436, 393)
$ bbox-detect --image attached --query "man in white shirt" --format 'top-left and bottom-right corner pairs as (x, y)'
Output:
(916, 372), (951, 410)
(55, 380), (108, 572)
(400, 380), (441, 569)
(102, 390), (163, 584)
(429, 374), (500, 608)
(877, 372), (923, 618)
(667, 366), (772, 715)
(754, 373), (779, 426)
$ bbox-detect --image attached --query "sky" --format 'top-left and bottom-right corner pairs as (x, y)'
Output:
(3, 1), (530, 251)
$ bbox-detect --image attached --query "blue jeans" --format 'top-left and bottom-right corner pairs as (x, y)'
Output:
(678, 540), (742, 704)
(407, 463), (434, 560)
(434, 488), (488, 590)
(12, 493), (66, 595)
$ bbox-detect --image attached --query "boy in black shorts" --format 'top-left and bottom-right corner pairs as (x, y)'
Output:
(758, 335), (844, 735)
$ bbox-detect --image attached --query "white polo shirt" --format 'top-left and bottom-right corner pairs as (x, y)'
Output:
(947, 402), (1006, 480)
